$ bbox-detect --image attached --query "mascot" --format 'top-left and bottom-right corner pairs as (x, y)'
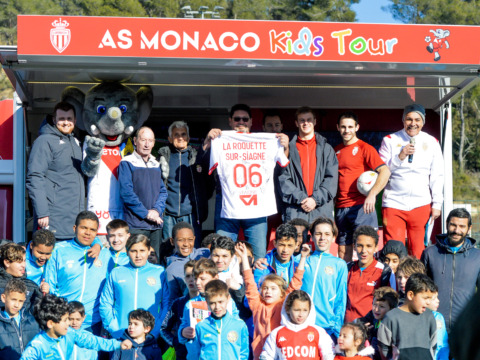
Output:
(62, 82), (153, 235)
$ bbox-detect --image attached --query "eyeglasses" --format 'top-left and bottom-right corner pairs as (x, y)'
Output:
(233, 117), (250, 122)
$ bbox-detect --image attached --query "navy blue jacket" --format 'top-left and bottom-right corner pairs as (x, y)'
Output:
(160, 294), (190, 358)
(159, 145), (209, 223)
(111, 331), (162, 360)
(0, 269), (42, 314)
(26, 120), (85, 239)
(421, 234), (480, 331)
(118, 152), (168, 230)
(0, 308), (40, 360)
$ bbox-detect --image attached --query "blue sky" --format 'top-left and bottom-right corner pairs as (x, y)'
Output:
(351, 0), (403, 24)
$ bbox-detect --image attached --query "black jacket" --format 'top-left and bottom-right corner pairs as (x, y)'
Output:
(0, 268), (42, 313)
(158, 144), (209, 223)
(421, 234), (480, 331)
(278, 133), (338, 222)
(26, 120), (85, 239)
(0, 308), (40, 360)
(111, 331), (162, 360)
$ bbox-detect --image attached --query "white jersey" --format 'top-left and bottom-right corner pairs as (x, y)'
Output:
(209, 131), (289, 219)
(84, 141), (133, 234)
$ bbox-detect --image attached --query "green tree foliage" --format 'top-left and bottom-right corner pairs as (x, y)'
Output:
(385, 0), (480, 25)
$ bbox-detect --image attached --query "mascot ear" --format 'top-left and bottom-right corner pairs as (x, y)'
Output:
(61, 86), (86, 131)
(136, 86), (153, 127)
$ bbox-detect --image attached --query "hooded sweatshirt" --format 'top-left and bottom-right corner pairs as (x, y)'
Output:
(379, 240), (408, 264)
(26, 121), (85, 239)
(260, 293), (335, 360)
(421, 234), (480, 331)
(244, 266), (304, 359)
(111, 331), (162, 360)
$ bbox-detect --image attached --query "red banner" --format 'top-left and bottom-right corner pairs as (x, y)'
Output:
(17, 15), (480, 65)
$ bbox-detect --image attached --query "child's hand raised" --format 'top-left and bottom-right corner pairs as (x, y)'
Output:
(300, 244), (311, 258)
(120, 339), (132, 350)
(235, 242), (248, 262)
(40, 280), (49, 295)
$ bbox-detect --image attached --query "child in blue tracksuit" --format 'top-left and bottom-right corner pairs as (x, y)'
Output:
(68, 301), (97, 360)
(100, 234), (169, 338)
(428, 290), (449, 360)
(25, 229), (56, 287)
(178, 258), (239, 345)
(44, 211), (110, 331)
(300, 217), (348, 340)
(20, 294), (130, 360)
(187, 279), (249, 360)
(105, 220), (130, 273)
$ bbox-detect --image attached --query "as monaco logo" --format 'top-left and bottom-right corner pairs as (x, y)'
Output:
(50, 18), (71, 53)
(307, 332), (315, 342)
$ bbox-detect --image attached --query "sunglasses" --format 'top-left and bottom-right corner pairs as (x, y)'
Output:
(233, 116), (250, 122)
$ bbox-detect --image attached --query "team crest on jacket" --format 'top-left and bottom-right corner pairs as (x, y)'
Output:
(227, 331), (239, 343)
(352, 146), (359, 156)
(324, 266), (334, 275)
(93, 259), (103, 267)
(146, 277), (157, 286)
(308, 332), (315, 342)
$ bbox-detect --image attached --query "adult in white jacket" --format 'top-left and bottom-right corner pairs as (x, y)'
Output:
(379, 104), (444, 259)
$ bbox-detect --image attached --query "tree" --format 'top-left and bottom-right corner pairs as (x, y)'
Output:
(384, 0), (480, 25)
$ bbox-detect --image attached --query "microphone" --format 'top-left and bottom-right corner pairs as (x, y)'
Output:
(408, 137), (415, 163)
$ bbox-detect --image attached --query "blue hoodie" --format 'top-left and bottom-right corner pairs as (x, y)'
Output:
(186, 311), (249, 360)
(253, 250), (299, 285)
(19, 328), (120, 360)
(178, 294), (239, 344)
(300, 251), (347, 337)
(44, 239), (111, 327)
(100, 262), (168, 338)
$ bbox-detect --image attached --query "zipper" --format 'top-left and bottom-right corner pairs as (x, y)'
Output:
(178, 151), (181, 216)
(12, 319), (24, 352)
(216, 318), (222, 360)
(69, 135), (82, 213)
(310, 252), (323, 302)
(74, 344), (77, 360)
(57, 341), (66, 360)
(449, 253), (456, 329)
(79, 250), (87, 302)
(189, 165), (200, 225)
(134, 268), (138, 309)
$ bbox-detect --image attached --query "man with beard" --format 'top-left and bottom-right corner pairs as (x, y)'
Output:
(379, 104), (444, 258)
(421, 208), (480, 332)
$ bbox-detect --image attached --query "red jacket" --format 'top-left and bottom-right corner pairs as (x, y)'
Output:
(345, 260), (395, 322)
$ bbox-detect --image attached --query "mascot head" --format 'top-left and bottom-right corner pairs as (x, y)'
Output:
(61, 82), (153, 147)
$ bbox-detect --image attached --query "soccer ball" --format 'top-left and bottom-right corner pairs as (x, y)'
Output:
(357, 171), (378, 196)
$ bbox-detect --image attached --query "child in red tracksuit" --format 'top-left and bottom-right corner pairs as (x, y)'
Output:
(259, 290), (335, 360)
(335, 323), (375, 360)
